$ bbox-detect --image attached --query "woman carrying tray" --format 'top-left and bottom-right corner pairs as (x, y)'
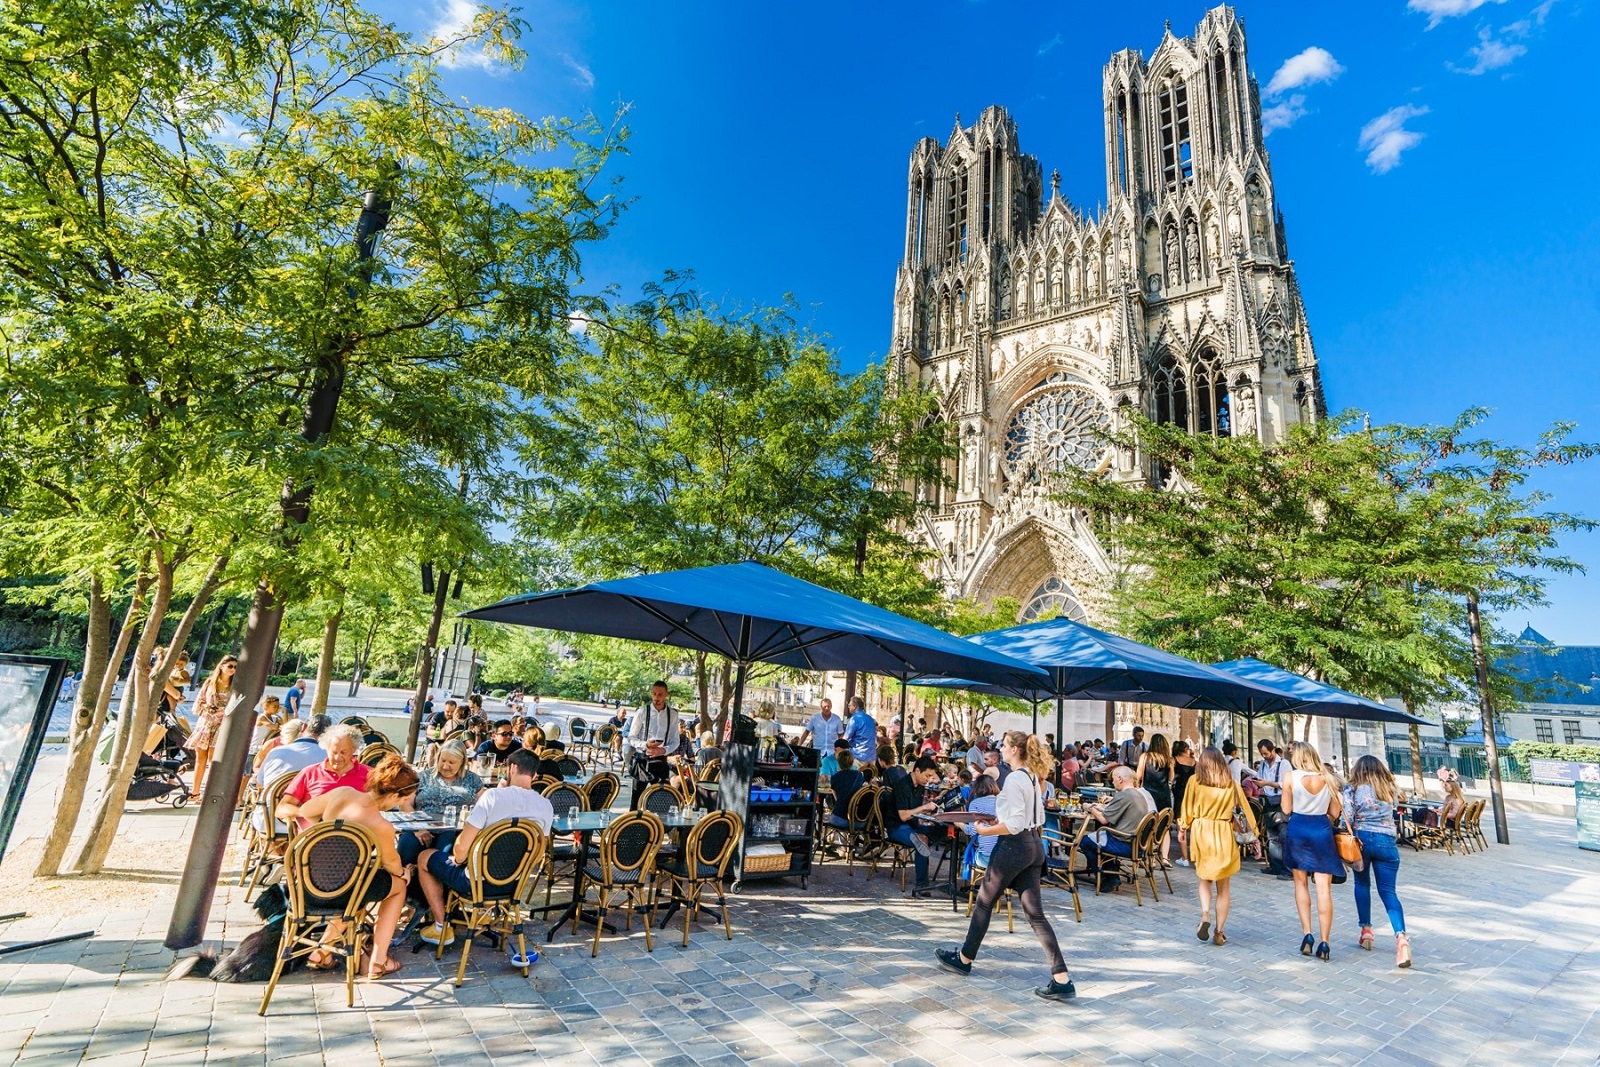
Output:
(936, 730), (1077, 1002)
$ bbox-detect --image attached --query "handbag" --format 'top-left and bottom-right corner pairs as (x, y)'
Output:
(1333, 813), (1363, 866)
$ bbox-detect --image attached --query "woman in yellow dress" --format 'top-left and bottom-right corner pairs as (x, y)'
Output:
(1177, 746), (1258, 946)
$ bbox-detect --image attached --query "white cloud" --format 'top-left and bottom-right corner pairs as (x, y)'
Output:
(1261, 95), (1308, 134)
(1407, 0), (1507, 29)
(1359, 104), (1430, 173)
(1037, 34), (1062, 56)
(559, 53), (595, 89)
(1265, 47), (1345, 97)
(209, 114), (257, 145)
(1454, 25), (1528, 73)
(430, 0), (496, 71)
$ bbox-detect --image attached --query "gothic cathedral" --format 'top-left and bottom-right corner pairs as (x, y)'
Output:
(891, 6), (1325, 622)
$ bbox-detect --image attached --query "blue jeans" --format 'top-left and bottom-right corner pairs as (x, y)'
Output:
(886, 822), (930, 885)
(1352, 831), (1405, 934)
(1080, 832), (1133, 870)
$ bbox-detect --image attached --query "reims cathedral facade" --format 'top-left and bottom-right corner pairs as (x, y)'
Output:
(891, 6), (1326, 623)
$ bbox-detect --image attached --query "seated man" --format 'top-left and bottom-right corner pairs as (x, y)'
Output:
(826, 750), (866, 829)
(473, 720), (522, 767)
(881, 755), (944, 891)
(1079, 765), (1155, 886)
(819, 737), (844, 779)
(415, 748), (554, 946)
(275, 723), (369, 831)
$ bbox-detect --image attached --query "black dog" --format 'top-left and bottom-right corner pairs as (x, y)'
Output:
(176, 885), (304, 984)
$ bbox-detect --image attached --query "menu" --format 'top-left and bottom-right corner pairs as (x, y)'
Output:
(1577, 782), (1600, 853)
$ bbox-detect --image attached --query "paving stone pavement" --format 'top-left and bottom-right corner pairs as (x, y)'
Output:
(2, 751), (1598, 1067)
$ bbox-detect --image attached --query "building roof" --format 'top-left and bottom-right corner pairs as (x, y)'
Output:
(1504, 628), (1600, 707)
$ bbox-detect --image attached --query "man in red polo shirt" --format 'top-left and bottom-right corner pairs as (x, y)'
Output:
(276, 723), (369, 829)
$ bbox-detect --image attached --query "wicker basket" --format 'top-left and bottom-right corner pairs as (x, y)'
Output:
(743, 851), (792, 874)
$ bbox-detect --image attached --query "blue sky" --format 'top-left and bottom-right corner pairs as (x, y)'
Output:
(399, 0), (1598, 642)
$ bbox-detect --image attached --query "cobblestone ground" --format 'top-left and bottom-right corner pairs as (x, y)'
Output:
(1, 750), (1597, 1067)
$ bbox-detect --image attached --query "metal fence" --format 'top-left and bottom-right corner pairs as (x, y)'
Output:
(1386, 749), (1531, 784)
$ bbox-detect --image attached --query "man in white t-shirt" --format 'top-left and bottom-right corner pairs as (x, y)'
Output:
(417, 748), (553, 946)
(799, 698), (843, 754)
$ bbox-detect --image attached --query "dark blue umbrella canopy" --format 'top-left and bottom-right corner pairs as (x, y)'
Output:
(1209, 658), (1429, 725)
(914, 616), (1295, 709)
(463, 562), (1048, 689)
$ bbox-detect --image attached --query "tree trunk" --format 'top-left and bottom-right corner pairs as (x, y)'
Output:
(1466, 590), (1510, 844)
(406, 569), (450, 761)
(312, 607), (342, 717)
(695, 651), (710, 732)
(348, 613), (379, 697)
(34, 575), (113, 877)
(75, 551), (227, 874)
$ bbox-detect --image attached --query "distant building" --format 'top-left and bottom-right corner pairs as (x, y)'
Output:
(1499, 626), (1600, 747)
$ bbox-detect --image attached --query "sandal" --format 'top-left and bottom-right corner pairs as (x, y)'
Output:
(1359, 926), (1374, 951)
(307, 948), (339, 971)
(1196, 917), (1212, 942)
(1212, 931), (1227, 947)
(366, 956), (403, 979)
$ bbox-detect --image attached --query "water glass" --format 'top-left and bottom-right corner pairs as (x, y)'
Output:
(667, 804), (679, 820)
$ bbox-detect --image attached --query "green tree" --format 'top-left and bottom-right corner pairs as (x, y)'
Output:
(0, 0), (621, 880)
(522, 289), (950, 732)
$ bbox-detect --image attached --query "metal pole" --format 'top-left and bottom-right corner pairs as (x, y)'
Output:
(166, 179), (392, 950)
(1030, 697), (1038, 740)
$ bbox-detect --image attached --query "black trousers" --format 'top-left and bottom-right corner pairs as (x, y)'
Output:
(959, 830), (1068, 974)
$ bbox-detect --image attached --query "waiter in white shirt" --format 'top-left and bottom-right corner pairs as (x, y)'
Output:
(627, 680), (679, 808)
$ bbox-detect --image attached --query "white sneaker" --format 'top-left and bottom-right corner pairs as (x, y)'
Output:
(1176, 859), (1192, 868)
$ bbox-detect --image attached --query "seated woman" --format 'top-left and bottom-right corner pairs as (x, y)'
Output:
(397, 740), (483, 865)
(960, 772), (1001, 888)
(1422, 777), (1467, 829)
(296, 755), (420, 979)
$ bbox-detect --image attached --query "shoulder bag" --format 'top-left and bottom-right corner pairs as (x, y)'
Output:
(1333, 811), (1363, 867)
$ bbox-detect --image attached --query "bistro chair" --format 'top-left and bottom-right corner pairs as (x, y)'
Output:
(592, 724), (620, 769)
(574, 810), (665, 957)
(340, 716), (371, 730)
(867, 790), (914, 889)
(652, 811), (742, 946)
(556, 756), (585, 780)
(568, 718), (591, 760)
(1466, 799), (1489, 851)
(357, 742), (399, 767)
(1147, 808), (1175, 893)
(1041, 818), (1090, 923)
(585, 771), (621, 813)
(696, 760), (722, 810)
(239, 770), (299, 899)
(541, 781), (589, 817)
(258, 820), (382, 1015)
(1126, 812), (1162, 905)
(834, 787), (879, 876)
(638, 784), (679, 818)
(1098, 811), (1156, 904)
(674, 762), (698, 807)
(438, 818), (547, 987)
(966, 845), (1015, 932)
(237, 777), (261, 836)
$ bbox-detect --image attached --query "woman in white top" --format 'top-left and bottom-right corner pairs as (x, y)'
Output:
(1280, 741), (1344, 962)
(936, 731), (1075, 1002)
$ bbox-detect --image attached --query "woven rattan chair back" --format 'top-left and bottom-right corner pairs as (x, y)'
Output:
(541, 782), (589, 816)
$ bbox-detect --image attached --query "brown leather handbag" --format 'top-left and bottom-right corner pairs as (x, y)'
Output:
(1333, 813), (1363, 866)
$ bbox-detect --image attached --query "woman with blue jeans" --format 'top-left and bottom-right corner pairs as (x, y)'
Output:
(1342, 756), (1413, 968)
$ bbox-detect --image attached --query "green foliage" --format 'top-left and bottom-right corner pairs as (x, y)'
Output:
(1057, 411), (1593, 709)
(1507, 740), (1600, 764)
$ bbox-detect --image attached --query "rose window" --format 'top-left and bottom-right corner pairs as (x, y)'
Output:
(1003, 380), (1111, 481)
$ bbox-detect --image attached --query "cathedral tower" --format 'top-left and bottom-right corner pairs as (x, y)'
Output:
(891, 5), (1325, 622)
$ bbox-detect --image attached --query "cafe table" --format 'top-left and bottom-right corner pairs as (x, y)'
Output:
(543, 809), (707, 941)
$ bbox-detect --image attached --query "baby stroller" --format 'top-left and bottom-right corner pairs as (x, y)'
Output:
(148, 702), (196, 771)
(127, 752), (196, 808)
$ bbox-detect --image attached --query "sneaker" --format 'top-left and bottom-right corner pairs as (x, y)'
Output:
(1175, 859), (1192, 868)
(935, 948), (972, 976)
(1034, 978), (1077, 1001)
(419, 922), (456, 947)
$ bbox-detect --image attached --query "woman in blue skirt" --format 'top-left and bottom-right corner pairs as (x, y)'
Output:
(1281, 741), (1344, 961)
